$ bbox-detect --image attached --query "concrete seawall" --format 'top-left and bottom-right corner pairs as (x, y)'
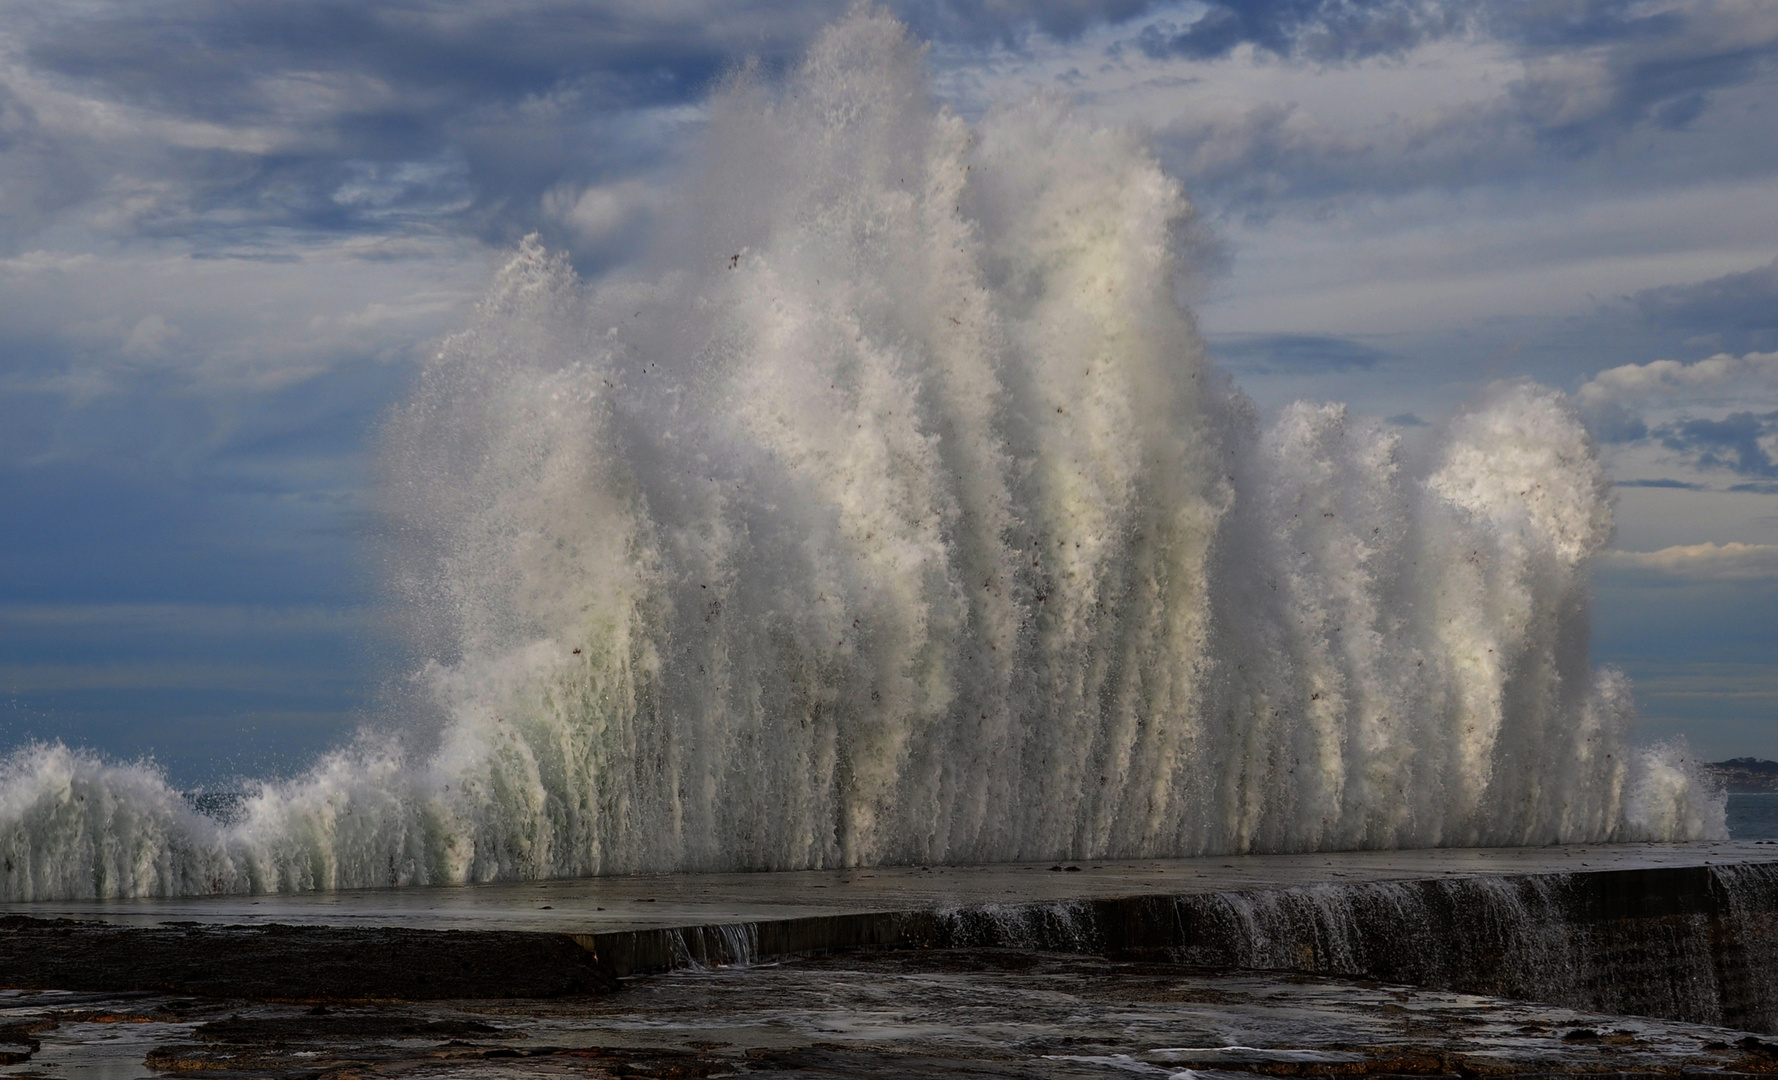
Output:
(579, 861), (1778, 1031)
(5, 844), (1777, 1030)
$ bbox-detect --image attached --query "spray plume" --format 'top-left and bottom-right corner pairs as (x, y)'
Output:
(0, 11), (1720, 900)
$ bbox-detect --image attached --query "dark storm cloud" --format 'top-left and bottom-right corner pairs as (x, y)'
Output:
(1655, 410), (1778, 478)
(1153, 100), (1507, 214)
(3, 0), (1771, 778)
(1133, 0), (1734, 70)
(1136, 0), (1467, 62)
(9, 1), (767, 252)
(1613, 478), (1709, 490)
(1212, 332), (1391, 373)
(1, 1), (1167, 258)
(6, 0), (1773, 256)
(907, 0), (1169, 43)
(21, 2), (771, 121)
(1584, 400), (1650, 444)
(0, 81), (92, 244)
(1144, 1), (1778, 215)
(21, 0), (1155, 110)
(1630, 258), (1778, 354)
(9, 0), (1770, 252)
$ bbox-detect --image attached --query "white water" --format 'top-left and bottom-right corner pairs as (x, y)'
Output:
(0, 12), (1722, 901)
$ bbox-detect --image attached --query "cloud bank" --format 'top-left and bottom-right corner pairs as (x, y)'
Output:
(1577, 350), (1778, 476)
(1602, 542), (1778, 582)
(3, 0), (1776, 774)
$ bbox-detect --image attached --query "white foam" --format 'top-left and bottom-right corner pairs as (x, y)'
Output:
(0, 11), (1722, 901)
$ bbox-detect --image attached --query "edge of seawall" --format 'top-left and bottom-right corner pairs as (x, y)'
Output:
(6, 846), (1778, 1029)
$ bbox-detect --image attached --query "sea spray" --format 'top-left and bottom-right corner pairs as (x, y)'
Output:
(0, 10), (1722, 901)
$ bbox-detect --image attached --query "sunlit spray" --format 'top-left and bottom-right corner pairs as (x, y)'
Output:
(0, 11), (1721, 901)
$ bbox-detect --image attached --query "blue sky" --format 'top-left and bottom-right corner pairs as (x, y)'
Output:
(2, 0), (1775, 785)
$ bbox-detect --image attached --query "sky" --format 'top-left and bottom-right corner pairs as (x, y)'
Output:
(1, 0), (1775, 786)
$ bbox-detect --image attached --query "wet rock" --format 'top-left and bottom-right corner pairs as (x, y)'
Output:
(0, 916), (616, 999)
(0, 1017), (51, 1064)
(192, 1012), (521, 1041)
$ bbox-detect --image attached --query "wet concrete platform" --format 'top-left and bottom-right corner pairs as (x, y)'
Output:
(3, 841), (1768, 933)
(8, 842), (1778, 1014)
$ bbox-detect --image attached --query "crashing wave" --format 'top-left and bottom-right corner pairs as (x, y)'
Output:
(0, 11), (1721, 901)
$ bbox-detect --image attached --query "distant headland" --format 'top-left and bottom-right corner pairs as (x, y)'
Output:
(1708, 759), (1778, 793)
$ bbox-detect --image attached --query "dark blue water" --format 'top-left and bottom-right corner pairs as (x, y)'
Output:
(1727, 793), (1778, 840)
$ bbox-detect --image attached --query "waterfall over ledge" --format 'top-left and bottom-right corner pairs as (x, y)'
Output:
(0, 10), (1722, 901)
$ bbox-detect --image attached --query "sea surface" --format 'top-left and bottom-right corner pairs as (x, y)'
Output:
(1728, 793), (1778, 840)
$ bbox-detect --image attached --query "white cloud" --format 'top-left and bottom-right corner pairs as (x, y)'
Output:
(1601, 541), (1778, 581)
(1578, 350), (1778, 411)
(1576, 351), (1778, 473)
(0, 235), (491, 394)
